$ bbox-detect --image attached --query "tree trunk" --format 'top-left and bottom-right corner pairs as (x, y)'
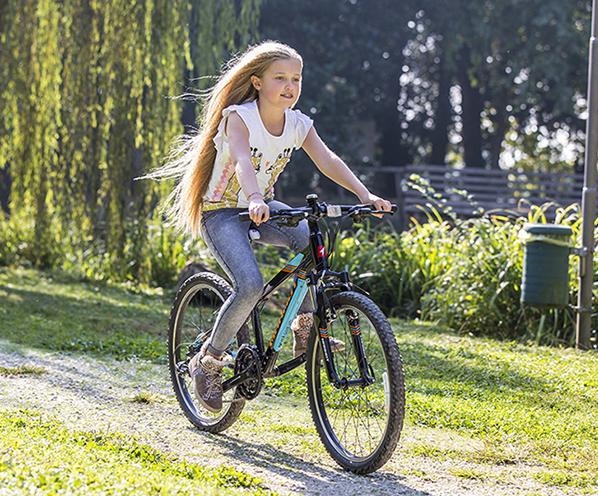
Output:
(0, 162), (10, 216)
(430, 52), (451, 165)
(374, 49), (411, 197)
(457, 47), (485, 168)
(489, 106), (507, 169)
(181, 66), (196, 131)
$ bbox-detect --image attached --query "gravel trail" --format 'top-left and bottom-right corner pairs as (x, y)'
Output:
(0, 343), (575, 496)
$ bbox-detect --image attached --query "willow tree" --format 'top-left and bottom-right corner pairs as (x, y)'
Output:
(0, 0), (260, 283)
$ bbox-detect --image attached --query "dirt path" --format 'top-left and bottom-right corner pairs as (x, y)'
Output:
(0, 342), (574, 496)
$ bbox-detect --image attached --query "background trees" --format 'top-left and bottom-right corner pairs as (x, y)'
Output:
(260, 0), (591, 177)
(0, 0), (593, 284)
(0, 0), (259, 282)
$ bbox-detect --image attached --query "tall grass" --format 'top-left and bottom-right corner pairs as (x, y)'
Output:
(333, 176), (590, 347)
(1, 173), (594, 346)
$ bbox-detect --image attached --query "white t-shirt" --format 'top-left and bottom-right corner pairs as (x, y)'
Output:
(202, 99), (313, 211)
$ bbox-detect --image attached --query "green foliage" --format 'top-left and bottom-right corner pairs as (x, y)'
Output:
(145, 223), (192, 288)
(332, 194), (587, 346)
(0, 1), (260, 285)
(260, 0), (590, 173)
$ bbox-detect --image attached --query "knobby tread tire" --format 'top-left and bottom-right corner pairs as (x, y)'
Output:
(306, 291), (405, 474)
(168, 271), (249, 433)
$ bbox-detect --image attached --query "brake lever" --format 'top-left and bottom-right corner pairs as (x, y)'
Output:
(371, 207), (397, 215)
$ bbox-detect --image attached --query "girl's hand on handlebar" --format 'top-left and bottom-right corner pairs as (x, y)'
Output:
(359, 192), (392, 218)
(248, 197), (269, 225)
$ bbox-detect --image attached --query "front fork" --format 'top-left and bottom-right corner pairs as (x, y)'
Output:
(315, 284), (375, 389)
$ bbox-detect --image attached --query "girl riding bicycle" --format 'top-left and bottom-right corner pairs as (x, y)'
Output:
(146, 41), (392, 412)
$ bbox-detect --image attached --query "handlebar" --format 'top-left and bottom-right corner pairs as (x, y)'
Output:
(238, 198), (397, 223)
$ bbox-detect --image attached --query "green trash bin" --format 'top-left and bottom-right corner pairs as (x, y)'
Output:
(520, 223), (573, 308)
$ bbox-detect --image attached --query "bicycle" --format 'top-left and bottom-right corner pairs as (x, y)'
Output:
(168, 194), (405, 474)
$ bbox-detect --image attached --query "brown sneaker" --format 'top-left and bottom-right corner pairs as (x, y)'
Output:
(291, 313), (345, 358)
(188, 342), (233, 413)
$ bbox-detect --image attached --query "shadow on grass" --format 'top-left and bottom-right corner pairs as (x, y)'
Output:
(200, 430), (431, 496)
(400, 341), (553, 397)
(395, 336), (598, 441)
(0, 283), (167, 362)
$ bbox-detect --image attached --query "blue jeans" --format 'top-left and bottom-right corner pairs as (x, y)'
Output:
(200, 200), (315, 352)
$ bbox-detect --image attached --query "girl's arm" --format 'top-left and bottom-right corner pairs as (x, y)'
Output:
(227, 112), (269, 224)
(301, 127), (392, 214)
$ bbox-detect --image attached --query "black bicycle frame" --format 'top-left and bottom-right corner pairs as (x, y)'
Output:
(221, 213), (374, 393)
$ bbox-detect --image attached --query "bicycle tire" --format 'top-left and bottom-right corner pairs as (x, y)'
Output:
(168, 272), (250, 433)
(306, 291), (405, 474)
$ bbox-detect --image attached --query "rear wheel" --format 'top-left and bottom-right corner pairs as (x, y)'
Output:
(168, 272), (249, 433)
(306, 291), (405, 474)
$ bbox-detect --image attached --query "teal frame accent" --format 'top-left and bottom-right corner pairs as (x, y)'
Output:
(286, 253), (304, 268)
(272, 275), (310, 352)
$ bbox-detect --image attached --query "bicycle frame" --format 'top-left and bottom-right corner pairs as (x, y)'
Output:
(222, 214), (375, 394)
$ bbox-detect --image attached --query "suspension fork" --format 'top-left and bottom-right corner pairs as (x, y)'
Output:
(315, 289), (374, 388)
(347, 310), (375, 385)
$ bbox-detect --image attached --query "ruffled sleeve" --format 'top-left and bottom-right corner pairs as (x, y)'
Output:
(212, 103), (253, 156)
(291, 109), (314, 149)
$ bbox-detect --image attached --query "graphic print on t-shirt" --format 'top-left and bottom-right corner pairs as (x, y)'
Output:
(264, 148), (293, 194)
(202, 100), (313, 211)
(250, 147), (263, 172)
(214, 159), (242, 203)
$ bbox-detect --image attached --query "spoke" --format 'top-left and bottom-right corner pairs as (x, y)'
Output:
(317, 302), (393, 460)
(341, 394), (351, 444)
(363, 389), (382, 433)
(356, 387), (382, 449)
(353, 408), (362, 455)
(187, 311), (204, 333)
(361, 379), (385, 436)
(350, 390), (375, 454)
(331, 398), (343, 430)
(354, 394), (365, 454)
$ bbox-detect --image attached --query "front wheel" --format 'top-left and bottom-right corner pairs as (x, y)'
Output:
(306, 291), (405, 474)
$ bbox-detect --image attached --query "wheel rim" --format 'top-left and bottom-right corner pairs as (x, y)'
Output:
(311, 304), (391, 461)
(171, 282), (238, 425)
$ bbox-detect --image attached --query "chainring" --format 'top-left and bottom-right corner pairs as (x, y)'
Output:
(234, 344), (263, 400)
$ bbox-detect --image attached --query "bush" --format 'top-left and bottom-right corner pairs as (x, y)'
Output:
(1, 177), (592, 346)
(332, 198), (586, 346)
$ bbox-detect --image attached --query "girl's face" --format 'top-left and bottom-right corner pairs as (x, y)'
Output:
(252, 58), (302, 110)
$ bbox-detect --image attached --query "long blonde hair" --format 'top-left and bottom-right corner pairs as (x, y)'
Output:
(141, 41), (303, 237)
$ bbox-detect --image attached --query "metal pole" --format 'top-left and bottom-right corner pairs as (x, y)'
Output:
(576, 0), (598, 350)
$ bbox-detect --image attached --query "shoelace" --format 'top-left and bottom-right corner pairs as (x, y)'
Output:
(201, 362), (223, 399)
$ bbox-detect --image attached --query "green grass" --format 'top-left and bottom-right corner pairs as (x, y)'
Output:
(0, 364), (46, 376)
(397, 320), (598, 475)
(0, 409), (273, 495)
(0, 266), (169, 361)
(532, 470), (598, 489)
(1, 265), (597, 491)
(448, 467), (489, 480)
(129, 391), (168, 404)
